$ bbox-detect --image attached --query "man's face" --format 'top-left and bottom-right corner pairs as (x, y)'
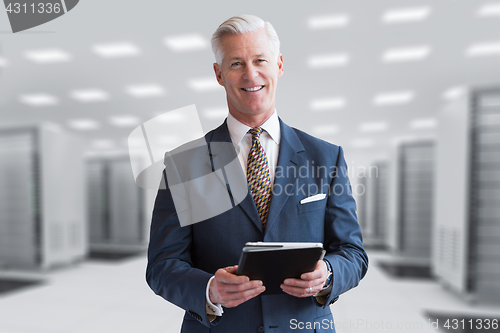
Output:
(213, 28), (284, 123)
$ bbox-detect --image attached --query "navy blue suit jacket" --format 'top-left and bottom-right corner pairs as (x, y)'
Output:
(146, 118), (368, 332)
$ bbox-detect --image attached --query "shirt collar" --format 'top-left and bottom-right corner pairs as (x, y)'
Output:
(227, 110), (280, 146)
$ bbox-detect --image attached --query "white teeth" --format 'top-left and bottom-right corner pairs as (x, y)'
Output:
(243, 86), (263, 92)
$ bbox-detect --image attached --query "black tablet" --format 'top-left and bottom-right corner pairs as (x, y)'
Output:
(236, 242), (325, 295)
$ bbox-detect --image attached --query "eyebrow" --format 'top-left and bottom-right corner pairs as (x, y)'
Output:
(227, 54), (267, 61)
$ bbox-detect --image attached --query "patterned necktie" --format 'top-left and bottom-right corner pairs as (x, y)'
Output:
(247, 127), (272, 229)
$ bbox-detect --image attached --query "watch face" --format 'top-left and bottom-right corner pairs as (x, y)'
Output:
(324, 271), (333, 287)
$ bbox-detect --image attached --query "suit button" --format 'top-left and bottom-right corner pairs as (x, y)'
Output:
(188, 311), (202, 321)
(330, 295), (340, 305)
(258, 325), (264, 332)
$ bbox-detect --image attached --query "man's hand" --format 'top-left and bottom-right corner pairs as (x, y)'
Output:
(209, 265), (265, 308)
(280, 260), (328, 297)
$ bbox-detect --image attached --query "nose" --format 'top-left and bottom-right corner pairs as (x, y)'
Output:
(243, 63), (258, 80)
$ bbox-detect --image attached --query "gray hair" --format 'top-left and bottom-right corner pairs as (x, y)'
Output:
(211, 14), (280, 65)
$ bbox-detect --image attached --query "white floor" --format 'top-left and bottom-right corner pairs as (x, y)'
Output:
(0, 250), (499, 333)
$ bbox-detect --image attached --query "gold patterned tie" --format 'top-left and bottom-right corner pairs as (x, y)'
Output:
(247, 128), (272, 229)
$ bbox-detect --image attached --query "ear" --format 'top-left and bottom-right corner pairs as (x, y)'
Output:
(213, 63), (225, 86)
(277, 54), (284, 78)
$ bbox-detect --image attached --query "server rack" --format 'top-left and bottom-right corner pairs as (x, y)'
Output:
(0, 124), (86, 269)
(435, 87), (500, 303)
(388, 140), (435, 259)
(356, 175), (368, 233)
(86, 155), (148, 252)
(364, 161), (390, 248)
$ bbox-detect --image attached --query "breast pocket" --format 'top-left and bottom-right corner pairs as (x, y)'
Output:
(297, 197), (326, 214)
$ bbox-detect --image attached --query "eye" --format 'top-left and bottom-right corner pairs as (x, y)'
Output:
(257, 59), (266, 63)
(231, 61), (241, 66)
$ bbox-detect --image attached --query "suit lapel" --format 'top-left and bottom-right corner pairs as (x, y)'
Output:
(265, 118), (305, 235)
(205, 121), (231, 190)
(207, 121), (263, 233)
(206, 121), (234, 188)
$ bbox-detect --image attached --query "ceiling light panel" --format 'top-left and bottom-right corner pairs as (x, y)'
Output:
(373, 90), (415, 106)
(382, 6), (431, 24)
(154, 111), (188, 123)
(308, 53), (350, 68)
(164, 33), (209, 52)
(24, 48), (72, 63)
(359, 121), (389, 133)
(19, 93), (59, 106)
(126, 84), (165, 97)
(70, 89), (109, 102)
(310, 97), (346, 111)
(67, 119), (101, 131)
(92, 42), (141, 58)
(477, 3), (500, 17)
(465, 42), (500, 57)
(109, 115), (141, 128)
(187, 77), (222, 92)
(307, 14), (350, 30)
(382, 45), (431, 63)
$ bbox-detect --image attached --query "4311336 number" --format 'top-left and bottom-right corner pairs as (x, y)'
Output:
(443, 319), (498, 330)
(5, 2), (62, 14)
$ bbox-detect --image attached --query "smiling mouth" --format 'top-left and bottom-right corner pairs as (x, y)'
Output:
(241, 85), (264, 92)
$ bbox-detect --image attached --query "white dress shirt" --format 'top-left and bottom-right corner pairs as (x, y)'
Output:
(226, 110), (281, 182)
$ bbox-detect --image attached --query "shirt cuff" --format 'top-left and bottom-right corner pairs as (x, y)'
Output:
(314, 258), (333, 298)
(315, 281), (333, 297)
(206, 276), (224, 317)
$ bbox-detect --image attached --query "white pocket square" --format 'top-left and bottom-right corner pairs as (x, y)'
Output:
(300, 193), (326, 204)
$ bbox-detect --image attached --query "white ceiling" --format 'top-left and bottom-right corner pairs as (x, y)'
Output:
(0, 0), (499, 164)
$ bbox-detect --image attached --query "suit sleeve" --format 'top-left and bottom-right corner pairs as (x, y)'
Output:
(318, 146), (369, 307)
(145, 170), (221, 328)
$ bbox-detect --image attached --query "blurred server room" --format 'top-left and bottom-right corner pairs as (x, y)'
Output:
(0, 1), (500, 332)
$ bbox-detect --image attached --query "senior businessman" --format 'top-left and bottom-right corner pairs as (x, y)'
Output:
(146, 14), (368, 333)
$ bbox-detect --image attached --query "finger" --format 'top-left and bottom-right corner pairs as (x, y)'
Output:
(215, 267), (249, 284)
(282, 277), (323, 288)
(219, 280), (263, 293)
(300, 261), (326, 280)
(220, 285), (266, 307)
(280, 284), (318, 298)
(300, 270), (323, 280)
(222, 284), (266, 302)
(224, 265), (238, 274)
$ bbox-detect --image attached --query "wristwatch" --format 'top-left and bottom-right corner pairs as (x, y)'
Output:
(323, 259), (333, 287)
